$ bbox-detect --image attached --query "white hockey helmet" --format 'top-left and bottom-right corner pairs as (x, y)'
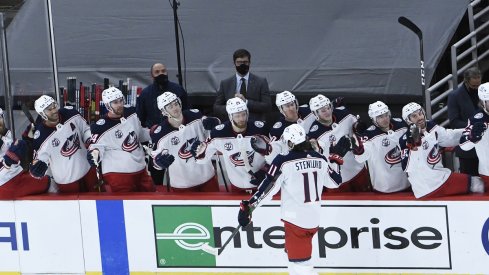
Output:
(102, 87), (124, 112)
(478, 82), (489, 101)
(402, 102), (423, 124)
(368, 101), (390, 119)
(34, 95), (57, 120)
(226, 97), (248, 115)
(275, 91), (297, 107)
(0, 108), (3, 118)
(157, 92), (181, 114)
(282, 124), (307, 146)
(309, 94), (331, 112)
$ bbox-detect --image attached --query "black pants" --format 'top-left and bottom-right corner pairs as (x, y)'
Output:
(148, 158), (165, 185)
(459, 157), (479, 176)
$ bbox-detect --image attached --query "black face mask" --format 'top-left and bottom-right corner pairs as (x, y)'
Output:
(468, 87), (478, 94)
(236, 64), (249, 75)
(155, 74), (169, 87)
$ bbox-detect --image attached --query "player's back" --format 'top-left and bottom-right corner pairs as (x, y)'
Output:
(272, 150), (329, 229)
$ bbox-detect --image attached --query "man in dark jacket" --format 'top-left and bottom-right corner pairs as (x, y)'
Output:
(447, 66), (481, 175)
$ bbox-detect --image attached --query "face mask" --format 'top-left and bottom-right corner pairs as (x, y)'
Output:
(155, 74), (169, 87)
(469, 87), (478, 93)
(236, 64), (249, 75)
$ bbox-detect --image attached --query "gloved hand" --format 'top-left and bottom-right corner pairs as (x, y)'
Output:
(350, 134), (364, 155)
(406, 124), (421, 149)
(250, 169), (266, 186)
(154, 153), (175, 169)
(202, 117), (221, 130)
(4, 140), (26, 167)
(22, 123), (36, 140)
(87, 149), (100, 167)
(469, 122), (487, 142)
(29, 160), (48, 179)
(250, 135), (272, 156)
(238, 200), (252, 227)
(332, 97), (344, 108)
(329, 136), (351, 165)
(353, 117), (368, 136)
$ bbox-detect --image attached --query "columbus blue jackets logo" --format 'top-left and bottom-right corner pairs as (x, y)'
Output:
(60, 132), (81, 158)
(121, 131), (140, 152)
(427, 144), (441, 166)
(178, 137), (198, 161)
(230, 151), (255, 167)
(384, 146), (401, 166)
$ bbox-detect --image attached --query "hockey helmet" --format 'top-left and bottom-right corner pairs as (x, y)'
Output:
(402, 102), (423, 124)
(282, 124), (307, 145)
(34, 95), (57, 120)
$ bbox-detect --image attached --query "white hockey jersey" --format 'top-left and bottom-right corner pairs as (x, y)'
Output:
(0, 129), (22, 187)
(354, 118), (409, 193)
(307, 107), (364, 183)
(459, 110), (489, 177)
(268, 150), (340, 229)
(32, 107), (92, 184)
(89, 107), (150, 174)
(266, 107), (316, 163)
(399, 121), (464, 198)
(150, 109), (215, 188)
(196, 120), (267, 189)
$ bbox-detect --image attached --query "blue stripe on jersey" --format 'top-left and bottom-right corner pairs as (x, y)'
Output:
(96, 200), (129, 275)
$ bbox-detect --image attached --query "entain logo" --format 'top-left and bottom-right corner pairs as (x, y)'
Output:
(156, 222), (211, 251)
(482, 217), (489, 255)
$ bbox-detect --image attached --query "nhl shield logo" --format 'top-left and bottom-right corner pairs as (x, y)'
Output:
(381, 138), (390, 147)
(52, 138), (60, 147)
(329, 135), (336, 144)
(115, 130), (123, 139)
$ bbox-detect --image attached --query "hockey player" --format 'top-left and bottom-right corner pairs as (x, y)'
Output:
(88, 87), (155, 192)
(150, 92), (220, 192)
(459, 82), (489, 190)
(190, 97), (268, 193)
(307, 94), (371, 192)
(399, 102), (484, 198)
(28, 95), (97, 193)
(238, 124), (350, 275)
(353, 101), (410, 193)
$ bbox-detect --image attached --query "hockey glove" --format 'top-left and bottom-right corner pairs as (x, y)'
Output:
(250, 135), (272, 156)
(350, 134), (365, 155)
(406, 124), (421, 149)
(329, 136), (351, 165)
(202, 117), (221, 130)
(154, 153), (175, 169)
(29, 160), (48, 179)
(250, 169), (267, 186)
(4, 140), (26, 167)
(353, 117), (368, 136)
(87, 149), (100, 167)
(238, 200), (252, 227)
(22, 123), (36, 141)
(469, 122), (486, 142)
(332, 96), (344, 108)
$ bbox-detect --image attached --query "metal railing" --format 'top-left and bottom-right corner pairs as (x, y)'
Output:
(428, 0), (489, 127)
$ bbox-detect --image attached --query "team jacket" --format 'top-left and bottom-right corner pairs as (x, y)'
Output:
(89, 107), (150, 174)
(354, 118), (409, 192)
(32, 107), (91, 184)
(150, 109), (215, 188)
(196, 120), (267, 189)
(459, 110), (489, 177)
(399, 121), (463, 198)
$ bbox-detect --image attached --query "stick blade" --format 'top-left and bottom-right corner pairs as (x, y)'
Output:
(201, 243), (219, 256)
(398, 16), (422, 40)
(21, 103), (35, 124)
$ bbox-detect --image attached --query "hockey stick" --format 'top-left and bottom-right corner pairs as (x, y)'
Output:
(398, 16), (428, 113)
(236, 134), (256, 179)
(215, 153), (229, 192)
(21, 103), (35, 124)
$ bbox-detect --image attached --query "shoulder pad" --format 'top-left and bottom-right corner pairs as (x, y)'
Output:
(96, 119), (105, 125)
(255, 121), (265, 128)
(273, 121), (282, 129)
(310, 124), (319, 132)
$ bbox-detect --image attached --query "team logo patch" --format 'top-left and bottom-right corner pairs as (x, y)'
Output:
(422, 140), (429, 150)
(61, 132), (81, 158)
(427, 144), (441, 166)
(393, 118), (402, 122)
(121, 131), (140, 152)
(215, 124), (224, 130)
(115, 130), (123, 139)
(171, 136), (180, 146)
(381, 137), (390, 147)
(190, 109), (199, 113)
(224, 142), (233, 151)
(255, 121), (264, 128)
(384, 146), (401, 166)
(52, 138), (60, 147)
(273, 122), (282, 129)
(367, 125), (376, 131)
(329, 135), (336, 143)
(153, 126), (162, 134)
(96, 119), (105, 125)
(64, 106), (73, 110)
(310, 125), (318, 132)
(178, 137), (198, 161)
(474, 112), (483, 119)
(229, 151), (255, 167)
(33, 130), (40, 140)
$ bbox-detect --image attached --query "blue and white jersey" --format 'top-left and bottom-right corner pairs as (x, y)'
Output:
(460, 110), (489, 177)
(89, 107), (150, 174)
(399, 121), (463, 198)
(32, 107), (91, 184)
(150, 109), (215, 188)
(354, 118), (409, 193)
(0, 129), (22, 187)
